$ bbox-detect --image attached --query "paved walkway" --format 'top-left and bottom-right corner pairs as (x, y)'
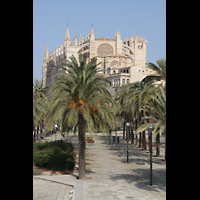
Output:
(33, 132), (166, 199)
(83, 134), (166, 200)
(33, 177), (73, 200)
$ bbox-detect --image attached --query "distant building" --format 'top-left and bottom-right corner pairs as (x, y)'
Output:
(42, 27), (156, 95)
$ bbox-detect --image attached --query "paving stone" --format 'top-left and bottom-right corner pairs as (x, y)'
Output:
(82, 135), (166, 200)
(34, 133), (165, 199)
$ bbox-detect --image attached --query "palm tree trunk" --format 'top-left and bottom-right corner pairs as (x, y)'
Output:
(78, 112), (86, 179)
(34, 125), (36, 142)
(123, 121), (125, 139)
(142, 131), (146, 150)
(74, 123), (77, 135)
(138, 113), (142, 148)
(36, 125), (39, 140)
(135, 118), (138, 145)
(131, 125), (133, 143)
(164, 130), (166, 160)
(139, 132), (141, 147)
(156, 133), (160, 157)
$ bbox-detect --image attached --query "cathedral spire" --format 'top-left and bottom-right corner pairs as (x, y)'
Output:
(64, 26), (71, 45)
(115, 28), (121, 40)
(43, 44), (49, 63)
(64, 27), (71, 41)
(90, 26), (95, 40)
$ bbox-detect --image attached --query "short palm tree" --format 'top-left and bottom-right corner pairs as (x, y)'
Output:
(46, 54), (116, 179)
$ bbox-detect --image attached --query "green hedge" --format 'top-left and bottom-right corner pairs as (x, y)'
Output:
(33, 140), (75, 170)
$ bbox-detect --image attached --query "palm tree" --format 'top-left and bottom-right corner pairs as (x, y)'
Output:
(46, 54), (116, 179)
(146, 58), (166, 81)
(125, 81), (146, 148)
(33, 78), (49, 98)
(33, 79), (48, 140)
(114, 84), (130, 140)
(136, 86), (166, 159)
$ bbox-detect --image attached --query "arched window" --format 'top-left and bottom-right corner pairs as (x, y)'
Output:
(122, 78), (125, 84)
(127, 69), (129, 73)
(127, 79), (129, 84)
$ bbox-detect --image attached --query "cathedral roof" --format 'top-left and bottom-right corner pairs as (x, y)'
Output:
(95, 37), (114, 41)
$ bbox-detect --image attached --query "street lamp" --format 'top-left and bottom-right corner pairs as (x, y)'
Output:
(148, 124), (154, 186)
(126, 122), (130, 162)
(55, 124), (57, 141)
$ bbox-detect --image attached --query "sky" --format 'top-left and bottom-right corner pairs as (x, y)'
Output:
(33, 0), (166, 80)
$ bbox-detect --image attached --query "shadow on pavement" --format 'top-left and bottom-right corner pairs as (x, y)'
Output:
(108, 168), (166, 192)
(97, 135), (166, 166)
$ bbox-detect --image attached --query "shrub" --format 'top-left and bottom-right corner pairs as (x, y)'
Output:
(33, 149), (50, 168)
(33, 147), (62, 168)
(47, 152), (75, 170)
(33, 140), (75, 170)
(33, 140), (74, 152)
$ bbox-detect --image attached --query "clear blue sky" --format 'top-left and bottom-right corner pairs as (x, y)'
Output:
(33, 0), (166, 80)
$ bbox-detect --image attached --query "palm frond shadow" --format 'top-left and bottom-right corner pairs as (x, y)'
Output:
(108, 168), (166, 192)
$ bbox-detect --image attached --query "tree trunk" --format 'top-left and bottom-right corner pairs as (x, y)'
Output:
(33, 125), (36, 142)
(164, 130), (166, 160)
(156, 133), (160, 157)
(142, 131), (146, 150)
(131, 125), (133, 143)
(74, 123), (77, 135)
(123, 121), (125, 139)
(138, 112), (141, 148)
(139, 132), (141, 147)
(135, 118), (138, 145)
(78, 113), (86, 179)
(36, 126), (39, 140)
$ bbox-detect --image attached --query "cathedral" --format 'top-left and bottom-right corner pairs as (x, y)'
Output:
(42, 27), (156, 95)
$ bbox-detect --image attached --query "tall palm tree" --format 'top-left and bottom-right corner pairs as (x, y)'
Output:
(114, 84), (130, 139)
(33, 78), (49, 98)
(46, 54), (116, 179)
(126, 81), (146, 148)
(33, 79), (48, 122)
(136, 86), (166, 159)
(33, 79), (48, 138)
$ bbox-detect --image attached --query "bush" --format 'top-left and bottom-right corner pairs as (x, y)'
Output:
(33, 146), (62, 168)
(33, 140), (74, 152)
(33, 140), (75, 170)
(47, 152), (75, 170)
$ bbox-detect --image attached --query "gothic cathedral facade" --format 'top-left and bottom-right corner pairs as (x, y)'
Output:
(42, 27), (155, 95)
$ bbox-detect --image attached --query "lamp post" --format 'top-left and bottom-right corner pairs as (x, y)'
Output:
(126, 122), (130, 162)
(55, 124), (57, 141)
(148, 124), (154, 186)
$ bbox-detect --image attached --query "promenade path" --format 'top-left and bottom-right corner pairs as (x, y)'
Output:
(33, 132), (166, 199)
(83, 134), (166, 200)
